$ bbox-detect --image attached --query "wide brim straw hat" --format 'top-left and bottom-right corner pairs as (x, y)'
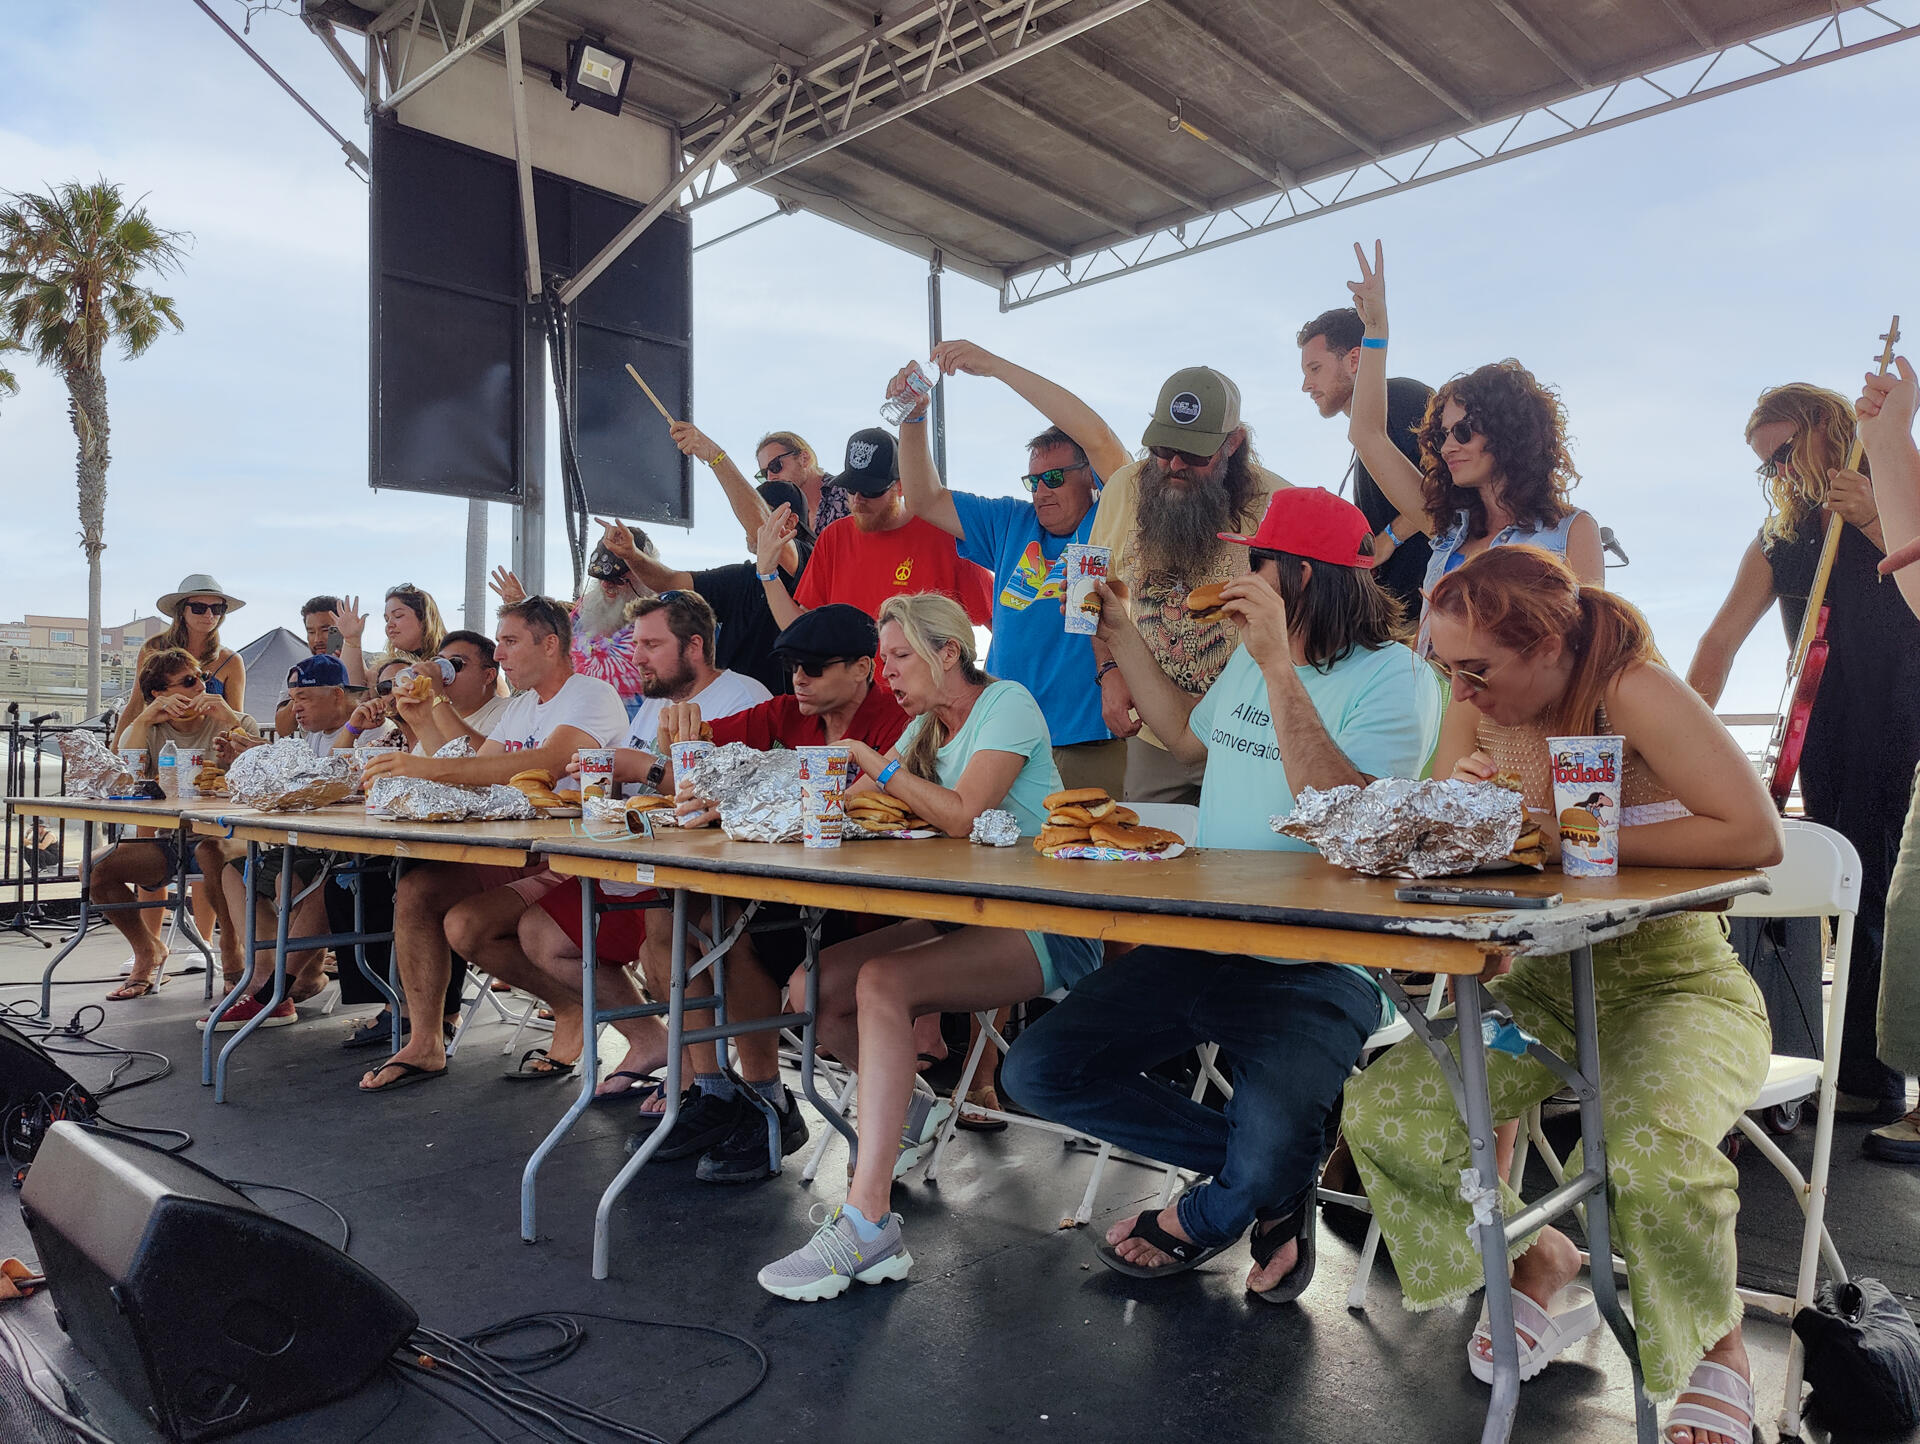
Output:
(156, 574), (246, 616)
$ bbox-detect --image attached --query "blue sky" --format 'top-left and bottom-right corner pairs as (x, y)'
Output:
(2, 2), (1917, 715)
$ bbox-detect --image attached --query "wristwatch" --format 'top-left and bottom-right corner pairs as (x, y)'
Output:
(643, 755), (667, 792)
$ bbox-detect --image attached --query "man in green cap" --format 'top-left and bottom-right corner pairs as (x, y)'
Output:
(1088, 366), (1290, 803)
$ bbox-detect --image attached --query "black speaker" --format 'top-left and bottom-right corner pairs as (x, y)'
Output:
(0, 1019), (97, 1164)
(19, 1123), (417, 1442)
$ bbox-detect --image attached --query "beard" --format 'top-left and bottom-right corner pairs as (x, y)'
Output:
(576, 580), (637, 640)
(1133, 451), (1256, 578)
(852, 495), (902, 532)
(640, 644), (696, 700)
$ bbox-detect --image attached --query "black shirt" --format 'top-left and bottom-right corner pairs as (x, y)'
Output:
(1344, 375), (1434, 614)
(691, 480), (815, 697)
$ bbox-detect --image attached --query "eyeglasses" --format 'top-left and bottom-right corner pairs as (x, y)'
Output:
(1760, 439), (1795, 480)
(755, 449), (801, 481)
(167, 673), (205, 690)
(1020, 465), (1086, 493)
(183, 601), (227, 617)
(1432, 656), (1504, 694)
(374, 678), (399, 697)
(1147, 445), (1216, 468)
(784, 656), (851, 679)
(1442, 418), (1479, 447)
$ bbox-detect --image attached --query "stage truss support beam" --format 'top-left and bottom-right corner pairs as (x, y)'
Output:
(1001, 8), (1920, 310)
(375, 0), (550, 113)
(1304, 0), (1479, 122)
(503, 18), (542, 300)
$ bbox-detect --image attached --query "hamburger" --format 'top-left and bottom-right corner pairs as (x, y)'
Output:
(1034, 823), (1093, 856)
(1490, 769), (1524, 793)
(1185, 582), (1232, 623)
(1088, 821), (1181, 853)
(1044, 787), (1117, 826)
(1557, 806), (1602, 850)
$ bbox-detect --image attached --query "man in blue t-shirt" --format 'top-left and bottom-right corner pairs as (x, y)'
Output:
(1003, 486), (1440, 1302)
(894, 340), (1132, 797)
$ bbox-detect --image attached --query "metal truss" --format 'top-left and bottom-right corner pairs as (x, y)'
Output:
(1000, 3), (1920, 310)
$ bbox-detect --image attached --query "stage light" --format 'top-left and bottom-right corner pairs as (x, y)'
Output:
(564, 36), (632, 116)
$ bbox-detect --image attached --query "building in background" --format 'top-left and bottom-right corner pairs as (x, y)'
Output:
(0, 613), (166, 722)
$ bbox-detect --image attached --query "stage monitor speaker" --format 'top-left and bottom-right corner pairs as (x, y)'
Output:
(19, 1123), (417, 1443)
(0, 1019), (97, 1164)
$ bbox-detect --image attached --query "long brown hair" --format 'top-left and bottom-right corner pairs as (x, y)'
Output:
(878, 593), (991, 784)
(1426, 546), (1660, 735)
(1746, 383), (1856, 546)
(156, 602), (224, 667)
(383, 583), (448, 662)
(1416, 361), (1579, 540)
(1259, 542), (1406, 670)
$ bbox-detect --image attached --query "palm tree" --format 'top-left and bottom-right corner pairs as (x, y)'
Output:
(0, 180), (186, 713)
(0, 335), (22, 403)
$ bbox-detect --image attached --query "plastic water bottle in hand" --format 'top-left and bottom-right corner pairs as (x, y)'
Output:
(879, 361), (933, 425)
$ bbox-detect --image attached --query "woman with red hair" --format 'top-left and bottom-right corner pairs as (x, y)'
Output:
(1344, 546), (1781, 1444)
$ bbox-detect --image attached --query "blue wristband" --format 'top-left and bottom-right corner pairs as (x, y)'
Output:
(900, 414), (926, 426)
(1360, 336), (1387, 349)
(756, 569), (779, 582)
(876, 759), (902, 789)
(1384, 521), (1400, 546)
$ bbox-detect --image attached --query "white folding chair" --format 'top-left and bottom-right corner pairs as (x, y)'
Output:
(445, 972), (556, 1059)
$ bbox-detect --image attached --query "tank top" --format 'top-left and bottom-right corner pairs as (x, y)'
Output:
(1475, 702), (1690, 829)
(1419, 509), (1586, 654)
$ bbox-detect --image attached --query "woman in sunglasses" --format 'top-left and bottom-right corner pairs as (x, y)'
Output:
(1688, 382), (1920, 1126)
(1345, 242), (1604, 652)
(1344, 545), (1780, 1444)
(117, 574), (247, 749)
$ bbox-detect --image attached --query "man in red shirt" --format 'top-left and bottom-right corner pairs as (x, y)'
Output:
(755, 428), (992, 629)
(620, 606), (909, 1184)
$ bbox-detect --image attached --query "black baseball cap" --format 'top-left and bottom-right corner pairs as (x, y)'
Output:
(771, 604), (878, 664)
(831, 428), (900, 497)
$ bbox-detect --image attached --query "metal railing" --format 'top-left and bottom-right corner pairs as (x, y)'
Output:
(3, 701), (118, 936)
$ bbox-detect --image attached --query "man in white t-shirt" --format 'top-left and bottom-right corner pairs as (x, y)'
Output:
(281, 654), (358, 754)
(620, 591), (770, 795)
(357, 597), (627, 1093)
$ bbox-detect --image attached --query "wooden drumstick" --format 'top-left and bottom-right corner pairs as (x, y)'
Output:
(623, 363), (676, 423)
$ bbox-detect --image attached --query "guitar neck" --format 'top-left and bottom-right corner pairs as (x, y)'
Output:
(1788, 511), (1845, 676)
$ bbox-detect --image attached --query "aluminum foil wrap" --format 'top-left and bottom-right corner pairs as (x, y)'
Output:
(366, 776), (536, 822)
(226, 740), (352, 812)
(970, 810), (1020, 847)
(1274, 777), (1526, 878)
(683, 742), (804, 843)
(60, 732), (137, 799)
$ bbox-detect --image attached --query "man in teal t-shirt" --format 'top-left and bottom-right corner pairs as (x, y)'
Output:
(1003, 487), (1440, 1301)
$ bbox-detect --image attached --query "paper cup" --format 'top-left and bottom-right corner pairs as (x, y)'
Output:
(798, 745), (852, 849)
(1547, 735), (1625, 877)
(1062, 543), (1110, 636)
(175, 748), (206, 800)
(670, 740), (714, 780)
(115, 749), (148, 794)
(575, 748), (616, 803)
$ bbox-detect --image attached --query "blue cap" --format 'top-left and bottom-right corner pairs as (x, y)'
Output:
(288, 654), (352, 689)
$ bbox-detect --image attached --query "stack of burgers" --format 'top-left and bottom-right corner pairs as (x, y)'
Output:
(1489, 770), (1547, 868)
(194, 761), (227, 796)
(845, 792), (928, 835)
(1035, 788), (1181, 857)
(508, 768), (569, 812)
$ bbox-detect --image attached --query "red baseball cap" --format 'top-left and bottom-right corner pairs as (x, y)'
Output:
(1219, 487), (1376, 569)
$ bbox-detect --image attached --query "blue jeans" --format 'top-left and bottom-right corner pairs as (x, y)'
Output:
(1002, 947), (1379, 1248)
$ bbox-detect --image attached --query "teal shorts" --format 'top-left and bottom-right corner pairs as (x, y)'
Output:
(1027, 931), (1103, 994)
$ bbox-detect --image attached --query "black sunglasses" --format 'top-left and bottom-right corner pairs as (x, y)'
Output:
(1760, 438), (1795, 479)
(1147, 444), (1216, 468)
(784, 656), (853, 679)
(183, 600), (227, 617)
(1443, 418), (1479, 446)
(755, 449), (801, 481)
(1020, 465), (1085, 493)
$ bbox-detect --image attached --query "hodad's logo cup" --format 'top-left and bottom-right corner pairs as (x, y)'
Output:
(1062, 544), (1109, 636)
(1547, 735), (1624, 877)
(797, 745), (852, 849)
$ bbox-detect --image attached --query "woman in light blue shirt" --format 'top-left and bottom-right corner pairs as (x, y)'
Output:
(757, 593), (1102, 1303)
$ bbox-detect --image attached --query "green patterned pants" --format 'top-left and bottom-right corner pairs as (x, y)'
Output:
(1344, 913), (1771, 1401)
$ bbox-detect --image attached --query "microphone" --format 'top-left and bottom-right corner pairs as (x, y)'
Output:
(1600, 527), (1630, 566)
(28, 712), (58, 726)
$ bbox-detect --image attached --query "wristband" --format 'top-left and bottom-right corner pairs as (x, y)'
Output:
(756, 569), (780, 582)
(1360, 336), (1387, 349)
(900, 414), (926, 426)
(1383, 521), (1401, 546)
(343, 724), (362, 737)
(707, 451), (726, 467)
(876, 759), (902, 789)
(1096, 661), (1118, 681)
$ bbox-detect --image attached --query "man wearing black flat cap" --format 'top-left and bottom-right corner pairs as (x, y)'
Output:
(754, 428), (992, 631)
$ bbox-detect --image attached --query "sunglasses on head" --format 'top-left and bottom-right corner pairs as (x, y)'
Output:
(1442, 418), (1479, 447)
(183, 600), (227, 617)
(386, 583), (424, 601)
(1020, 465), (1085, 493)
(784, 656), (852, 679)
(1147, 445), (1216, 468)
(1760, 438), (1795, 479)
(755, 449), (801, 481)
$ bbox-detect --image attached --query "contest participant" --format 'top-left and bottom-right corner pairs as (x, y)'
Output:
(1344, 547), (1781, 1443)
(1297, 306), (1434, 613)
(1087, 367), (1288, 804)
(1003, 488), (1440, 1300)
(355, 597), (627, 1093)
(1686, 381), (1920, 1125)
(1345, 240), (1604, 651)
(118, 573), (247, 747)
(894, 340), (1131, 796)
(606, 606), (909, 1182)
(755, 429), (992, 631)
(757, 594), (1088, 1300)
(624, 587), (771, 749)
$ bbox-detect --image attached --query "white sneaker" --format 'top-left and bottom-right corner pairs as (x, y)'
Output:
(757, 1204), (912, 1301)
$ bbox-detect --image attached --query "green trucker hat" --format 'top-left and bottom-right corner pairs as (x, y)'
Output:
(1140, 366), (1241, 456)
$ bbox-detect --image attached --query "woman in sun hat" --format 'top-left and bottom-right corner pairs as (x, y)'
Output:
(113, 575), (247, 750)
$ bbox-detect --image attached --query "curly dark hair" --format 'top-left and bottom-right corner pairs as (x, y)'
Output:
(1415, 360), (1579, 540)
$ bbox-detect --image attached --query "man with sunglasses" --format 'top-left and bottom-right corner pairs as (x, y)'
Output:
(1087, 366), (1290, 804)
(892, 341), (1132, 796)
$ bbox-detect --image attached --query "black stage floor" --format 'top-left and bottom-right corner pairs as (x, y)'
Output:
(1, 933), (1916, 1444)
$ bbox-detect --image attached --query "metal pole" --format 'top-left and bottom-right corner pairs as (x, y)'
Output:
(927, 250), (947, 480)
(464, 500), (488, 626)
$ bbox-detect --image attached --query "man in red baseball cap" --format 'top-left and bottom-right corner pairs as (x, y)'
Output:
(1000, 485), (1442, 1299)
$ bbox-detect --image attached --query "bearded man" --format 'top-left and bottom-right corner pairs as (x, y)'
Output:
(1088, 367), (1291, 803)
(490, 529), (657, 717)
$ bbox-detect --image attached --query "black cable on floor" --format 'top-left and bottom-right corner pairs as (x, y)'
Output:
(225, 1179), (351, 1253)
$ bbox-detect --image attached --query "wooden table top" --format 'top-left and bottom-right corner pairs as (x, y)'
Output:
(536, 830), (1766, 975)
(180, 803), (576, 867)
(6, 794), (199, 827)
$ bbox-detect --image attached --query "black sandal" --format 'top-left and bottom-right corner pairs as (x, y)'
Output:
(1246, 1202), (1316, 1305)
(502, 1048), (577, 1081)
(1094, 1210), (1231, 1279)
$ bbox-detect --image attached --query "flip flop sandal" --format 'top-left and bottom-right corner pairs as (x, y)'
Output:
(591, 1069), (660, 1105)
(502, 1048), (577, 1081)
(1247, 1203), (1317, 1305)
(359, 1058), (447, 1093)
(626, 1081), (678, 1132)
(1662, 1360), (1753, 1444)
(957, 1085), (1008, 1133)
(1467, 1285), (1600, 1383)
(1094, 1211), (1232, 1279)
(105, 974), (167, 1002)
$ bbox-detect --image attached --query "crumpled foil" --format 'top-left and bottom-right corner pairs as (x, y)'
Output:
(970, 810), (1020, 847)
(366, 775), (535, 822)
(682, 742), (804, 843)
(60, 732), (137, 799)
(1274, 777), (1526, 878)
(226, 740), (352, 812)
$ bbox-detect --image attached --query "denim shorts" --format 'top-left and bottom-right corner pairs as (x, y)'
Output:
(1027, 932), (1103, 994)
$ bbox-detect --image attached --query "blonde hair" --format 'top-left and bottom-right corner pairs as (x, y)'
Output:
(878, 593), (990, 783)
(1746, 383), (1856, 546)
(755, 430), (817, 472)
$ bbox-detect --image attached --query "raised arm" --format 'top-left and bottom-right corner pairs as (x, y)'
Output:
(669, 421), (797, 570)
(1345, 241), (1431, 526)
(931, 339), (1130, 480)
(890, 365), (962, 538)
(334, 595), (372, 688)
(1684, 539), (1775, 708)
(754, 505), (805, 631)
(1221, 574), (1371, 790)
(1861, 355), (1920, 616)
(596, 517), (695, 593)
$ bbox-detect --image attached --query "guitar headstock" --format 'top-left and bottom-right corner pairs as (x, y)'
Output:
(1878, 316), (1903, 375)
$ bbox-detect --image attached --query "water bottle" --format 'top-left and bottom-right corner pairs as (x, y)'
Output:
(157, 741), (179, 799)
(878, 361), (933, 425)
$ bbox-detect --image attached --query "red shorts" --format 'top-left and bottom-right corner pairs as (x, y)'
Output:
(535, 881), (654, 964)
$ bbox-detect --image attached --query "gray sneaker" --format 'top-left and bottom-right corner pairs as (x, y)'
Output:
(758, 1204), (913, 1301)
(894, 1092), (954, 1179)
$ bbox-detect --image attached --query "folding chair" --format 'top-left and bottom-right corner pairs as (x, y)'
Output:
(445, 972), (555, 1059)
